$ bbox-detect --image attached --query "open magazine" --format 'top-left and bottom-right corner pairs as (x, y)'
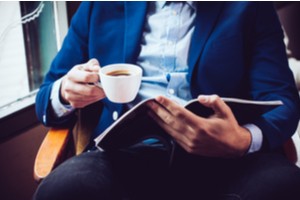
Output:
(94, 97), (283, 151)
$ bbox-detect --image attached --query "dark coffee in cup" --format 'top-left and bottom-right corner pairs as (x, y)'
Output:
(106, 69), (131, 76)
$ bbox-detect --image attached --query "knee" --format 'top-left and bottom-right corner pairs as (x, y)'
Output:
(247, 163), (300, 200)
(33, 151), (119, 200)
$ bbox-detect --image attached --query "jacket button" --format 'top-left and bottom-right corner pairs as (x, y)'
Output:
(112, 111), (118, 121)
(43, 115), (47, 124)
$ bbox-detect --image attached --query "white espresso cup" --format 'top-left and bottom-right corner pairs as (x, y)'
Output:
(99, 63), (142, 103)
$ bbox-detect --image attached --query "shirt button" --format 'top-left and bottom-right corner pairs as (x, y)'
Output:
(168, 89), (175, 95)
(172, 11), (177, 16)
(112, 111), (118, 121)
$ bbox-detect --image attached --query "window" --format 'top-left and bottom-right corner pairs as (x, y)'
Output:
(0, 1), (68, 118)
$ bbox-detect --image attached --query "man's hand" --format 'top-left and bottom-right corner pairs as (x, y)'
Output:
(147, 95), (251, 158)
(60, 58), (106, 108)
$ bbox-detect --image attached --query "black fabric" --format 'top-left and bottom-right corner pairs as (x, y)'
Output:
(33, 143), (300, 200)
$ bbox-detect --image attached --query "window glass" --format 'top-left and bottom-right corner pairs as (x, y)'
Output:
(0, 1), (67, 118)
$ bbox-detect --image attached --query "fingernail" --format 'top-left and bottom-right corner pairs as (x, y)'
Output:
(198, 95), (208, 103)
(155, 96), (163, 103)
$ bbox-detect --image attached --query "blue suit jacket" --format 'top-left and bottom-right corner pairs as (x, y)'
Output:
(36, 1), (300, 150)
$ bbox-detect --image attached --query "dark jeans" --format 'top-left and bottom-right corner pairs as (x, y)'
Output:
(33, 143), (300, 200)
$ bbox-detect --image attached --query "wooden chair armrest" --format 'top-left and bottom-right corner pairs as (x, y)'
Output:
(34, 128), (71, 182)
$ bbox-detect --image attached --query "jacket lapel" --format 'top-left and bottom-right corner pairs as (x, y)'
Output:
(188, 2), (224, 82)
(124, 2), (148, 63)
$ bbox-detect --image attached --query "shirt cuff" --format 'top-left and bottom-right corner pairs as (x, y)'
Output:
(243, 123), (263, 154)
(50, 78), (75, 118)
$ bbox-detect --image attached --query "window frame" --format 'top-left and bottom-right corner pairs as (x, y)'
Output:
(0, 1), (68, 140)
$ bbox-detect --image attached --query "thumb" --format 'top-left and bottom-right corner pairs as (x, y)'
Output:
(198, 95), (230, 117)
(88, 58), (100, 66)
(83, 58), (101, 72)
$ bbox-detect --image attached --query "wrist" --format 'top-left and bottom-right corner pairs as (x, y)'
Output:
(237, 126), (252, 157)
(59, 78), (70, 105)
(50, 78), (75, 118)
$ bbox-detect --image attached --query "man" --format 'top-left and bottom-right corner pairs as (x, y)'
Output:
(34, 2), (300, 200)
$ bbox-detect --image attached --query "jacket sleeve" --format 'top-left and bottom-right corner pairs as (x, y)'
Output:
(35, 2), (94, 127)
(249, 2), (300, 150)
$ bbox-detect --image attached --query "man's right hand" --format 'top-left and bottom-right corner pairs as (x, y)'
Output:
(60, 58), (106, 108)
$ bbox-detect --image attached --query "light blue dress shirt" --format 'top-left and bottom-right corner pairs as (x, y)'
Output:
(128, 1), (195, 107)
(50, 1), (263, 153)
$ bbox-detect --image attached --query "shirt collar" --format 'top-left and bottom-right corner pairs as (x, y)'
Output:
(157, 1), (166, 9)
(186, 1), (197, 10)
(158, 1), (197, 11)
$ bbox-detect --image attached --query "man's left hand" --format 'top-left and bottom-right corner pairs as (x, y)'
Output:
(147, 95), (251, 158)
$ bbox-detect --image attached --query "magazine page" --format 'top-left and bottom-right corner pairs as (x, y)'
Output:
(94, 98), (161, 150)
(185, 97), (283, 124)
(95, 97), (283, 151)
